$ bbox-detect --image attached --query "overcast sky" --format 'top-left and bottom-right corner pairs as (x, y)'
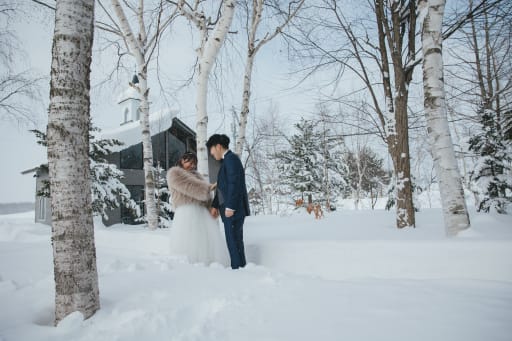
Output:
(0, 2), (326, 203)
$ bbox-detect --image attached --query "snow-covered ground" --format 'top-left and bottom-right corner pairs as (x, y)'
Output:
(1, 208), (511, 341)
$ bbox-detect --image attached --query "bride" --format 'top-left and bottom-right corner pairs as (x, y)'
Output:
(166, 152), (229, 266)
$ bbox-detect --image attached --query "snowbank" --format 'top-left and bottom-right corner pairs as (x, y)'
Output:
(244, 209), (512, 281)
(1, 209), (511, 341)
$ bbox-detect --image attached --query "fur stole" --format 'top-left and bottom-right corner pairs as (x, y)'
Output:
(167, 166), (212, 209)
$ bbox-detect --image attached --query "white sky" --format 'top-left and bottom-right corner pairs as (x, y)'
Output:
(0, 2), (324, 203)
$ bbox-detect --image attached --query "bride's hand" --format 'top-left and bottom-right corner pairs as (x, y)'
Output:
(209, 208), (219, 218)
(209, 182), (217, 191)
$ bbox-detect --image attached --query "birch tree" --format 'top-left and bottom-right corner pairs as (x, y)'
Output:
(418, 0), (470, 236)
(99, 0), (177, 229)
(48, 0), (100, 324)
(175, 0), (236, 176)
(234, 0), (304, 156)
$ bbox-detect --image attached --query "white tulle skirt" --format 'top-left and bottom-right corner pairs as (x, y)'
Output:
(169, 204), (229, 266)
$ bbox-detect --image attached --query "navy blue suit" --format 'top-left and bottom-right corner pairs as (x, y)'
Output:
(212, 150), (250, 269)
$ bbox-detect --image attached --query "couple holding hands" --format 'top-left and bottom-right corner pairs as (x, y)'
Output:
(167, 134), (250, 270)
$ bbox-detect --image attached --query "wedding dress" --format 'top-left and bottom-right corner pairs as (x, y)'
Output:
(169, 204), (229, 266)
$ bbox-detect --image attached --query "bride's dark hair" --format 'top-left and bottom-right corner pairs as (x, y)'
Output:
(177, 151), (198, 168)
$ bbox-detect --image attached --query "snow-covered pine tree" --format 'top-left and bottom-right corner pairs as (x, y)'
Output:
(276, 118), (322, 204)
(469, 106), (512, 213)
(153, 164), (173, 228)
(31, 125), (139, 220)
(501, 109), (512, 141)
(276, 117), (345, 207)
(89, 126), (139, 220)
(89, 159), (139, 220)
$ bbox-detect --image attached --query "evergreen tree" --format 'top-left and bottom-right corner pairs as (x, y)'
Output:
(503, 109), (512, 142)
(153, 164), (173, 228)
(31, 124), (139, 220)
(276, 117), (347, 206)
(276, 118), (322, 203)
(318, 127), (348, 208)
(468, 107), (512, 213)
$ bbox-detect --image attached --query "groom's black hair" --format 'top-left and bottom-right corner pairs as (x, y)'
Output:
(206, 134), (230, 149)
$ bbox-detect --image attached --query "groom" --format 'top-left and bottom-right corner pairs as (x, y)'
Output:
(207, 134), (250, 269)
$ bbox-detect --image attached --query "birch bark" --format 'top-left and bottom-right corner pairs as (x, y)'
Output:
(419, 0), (470, 236)
(234, 0), (304, 157)
(111, 0), (159, 229)
(179, 0), (236, 177)
(48, 0), (100, 324)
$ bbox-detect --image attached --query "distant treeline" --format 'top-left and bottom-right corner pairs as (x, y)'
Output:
(0, 203), (34, 215)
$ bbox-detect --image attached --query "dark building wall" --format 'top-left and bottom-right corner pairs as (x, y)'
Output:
(102, 118), (197, 226)
(32, 118), (202, 227)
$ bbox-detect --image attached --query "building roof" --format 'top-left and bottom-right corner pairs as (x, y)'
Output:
(100, 109), (181, 152)
(21, 167), (40, 175)
(21, 164), (48, 176)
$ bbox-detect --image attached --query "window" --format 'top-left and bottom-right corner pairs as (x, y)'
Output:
(152, 133), (167, 169)
(186, 136), (196, 152)
(136, 108), (141, 121)
(124, 108), (129, 123)
(167, 133), (186, 167)
(38, 197), (46, 221)
(120, 143), (143, 169)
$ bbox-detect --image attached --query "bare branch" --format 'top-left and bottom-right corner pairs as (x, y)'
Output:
(30, 0), (55, 11)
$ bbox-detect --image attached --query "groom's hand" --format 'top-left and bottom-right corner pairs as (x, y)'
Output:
(225, 208), (234, 218)
(210, 208), (219, 218)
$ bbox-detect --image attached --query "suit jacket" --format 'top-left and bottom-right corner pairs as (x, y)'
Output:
(212, 150), (250, 217)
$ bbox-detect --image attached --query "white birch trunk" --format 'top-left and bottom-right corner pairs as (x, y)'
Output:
(234, 0), (304, 157)
(234, 0), (262, 156)
(195, 58), (210, 177)
(194, 0), (236, 177)
(138, 72), (159, 230)
(48, 0), (100, 324)
(419, 0), (470, 236)
(235, 53), (255, 156)
(111, 0), (159, 230)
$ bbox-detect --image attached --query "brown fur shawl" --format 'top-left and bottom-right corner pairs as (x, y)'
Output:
(167, 166), (212, 210)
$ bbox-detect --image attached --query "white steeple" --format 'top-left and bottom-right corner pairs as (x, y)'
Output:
(117, 74), (141, 125)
